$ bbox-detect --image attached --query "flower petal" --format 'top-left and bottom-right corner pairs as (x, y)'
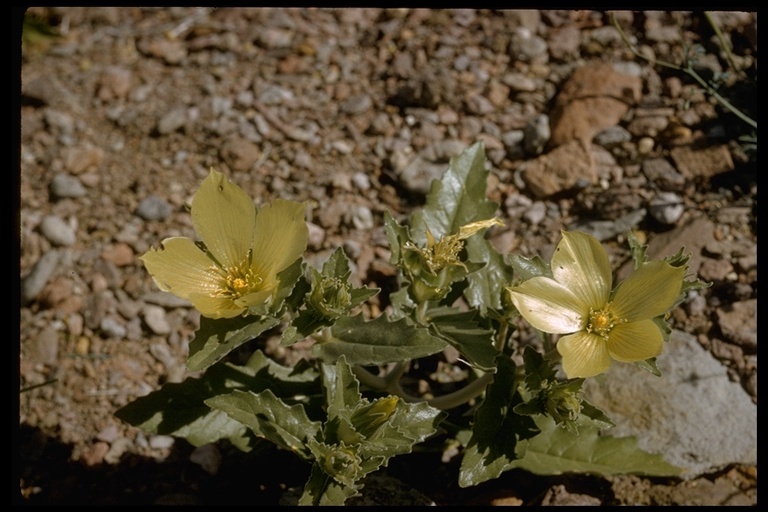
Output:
(606, 320), (664, 362)
(192, 169), (256, 269)
(234, 287), (276, 310)
(610, 260), (686, 321)
(187, 293), (245, 319)
(508, 277), (586, 334)
(557, 331), (612, 379)
(551, 231), (612, 308)
(140, 237), (224, 300)
(250, 199), (308, 276)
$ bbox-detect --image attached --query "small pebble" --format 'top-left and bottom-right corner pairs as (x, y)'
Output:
(649, 191), (684, 224)
(100, 316), (127, 339)
(40, 215), (77, 246)
(149, 435), (175, 450)
(157, 108), (187, 135)
(523, 114), (550, 155)
(637, 136), (655, 154)
(50, 174), (87, 199)
(143, 304), (172, 335)
(349, 205), (374, 231)
(136, 195), (173, 221)
(22, 250), (59, 304)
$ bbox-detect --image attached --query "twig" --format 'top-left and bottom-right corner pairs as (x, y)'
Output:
(611, 13), (756, 130)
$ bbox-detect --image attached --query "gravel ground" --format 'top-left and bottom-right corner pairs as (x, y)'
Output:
(17, 8), (756, 505)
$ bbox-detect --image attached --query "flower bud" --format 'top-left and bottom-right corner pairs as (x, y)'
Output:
(318, 441), (362, 487)
(545, 386), (583, 424)
(308, 268), (352, 319)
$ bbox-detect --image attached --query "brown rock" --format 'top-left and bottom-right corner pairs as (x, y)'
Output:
(82, 441), (110, 467)
(698, 257), (733, 282)
(517, 140), (596, 198)
(219, 137), (262, 173)
(670, 144), (735, 179)
(617, 214), (715, 280)
(63, 145), (105, 174)
(138, 37), (187, 64)
(548, 24), (581, 60)
(716, 299), (757, 351)
(97, 66), (133, 101)
(101, 243), (135, 267)
(549, 62), (642, 148)
(39, 276), (74, 308)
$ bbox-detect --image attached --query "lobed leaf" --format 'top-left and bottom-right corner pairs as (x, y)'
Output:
(206, 388), (323, 461)
(411, 141), (497, 242)
(426, 307), (499, 370)
(116, 351), (318, 451)
(187, 315), (280, 372)
(459, 357), (539, 487)
(509, 415), (683, 477)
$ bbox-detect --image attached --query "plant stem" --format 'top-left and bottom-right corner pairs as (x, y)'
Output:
(494, 320), (508, 352)
(415, 300), (429, 325)
(351, 361), (492, 410)
(704, 11), (740, 77)
(611, 13), (756, 129)
(388, 372), (495, 411)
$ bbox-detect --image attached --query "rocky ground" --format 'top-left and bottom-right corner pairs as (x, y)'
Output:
(17, 8), (756, 505)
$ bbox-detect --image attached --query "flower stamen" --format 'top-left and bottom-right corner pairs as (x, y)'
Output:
(586, 303), (625, 339)
(215, 261), (264, 299)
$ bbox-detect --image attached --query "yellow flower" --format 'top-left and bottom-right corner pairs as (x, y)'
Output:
(141, 169), (308, 319)
(507, 231), (686, 379)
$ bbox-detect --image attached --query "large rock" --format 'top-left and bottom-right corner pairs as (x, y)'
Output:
(583, 330), (756, 479)
(549, 62), (642, 148)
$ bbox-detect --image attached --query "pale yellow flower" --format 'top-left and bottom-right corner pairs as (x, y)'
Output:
(141, 169), (308, 319)
(507, 231), (686, 378)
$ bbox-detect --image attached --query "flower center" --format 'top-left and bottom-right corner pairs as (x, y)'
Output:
(215, 261), (264, 299)
(586, 303), (625, 339)
(426, 235), (463, 273)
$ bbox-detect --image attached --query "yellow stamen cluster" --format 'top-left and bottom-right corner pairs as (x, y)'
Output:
(586, 303), (625, 339)
(424, 234), (464, 274)
(216, 261), (263, 299)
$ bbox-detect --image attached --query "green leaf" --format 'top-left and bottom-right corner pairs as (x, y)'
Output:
(509, 415), (683, 477)
(411, 141), (497, 242)
(521, 345), (558, 392)
(306, 359), (444, 505)
(634, 356), (663, 376)
(314, 314), (448, 365)
(516, 347), (615, 433)
(299, 462), (360, 506)
(627, 230), (649, 270)
(383, 210), (409, 266)
(426, 307), (499, 371)
(115, 350), (318, 451)
(359, 399), (445, 458)
(315, 248), (379, 311)
(459, 357), (539, 487)
(187, 314), (280, 372)
(206, 389), (323, 461)
(321, 356), (362, 424)
(270, 257), (306, 315)
(387, 287), (415, 320)
(464, 235), (514, 313)
(508, 253), (552, 281)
